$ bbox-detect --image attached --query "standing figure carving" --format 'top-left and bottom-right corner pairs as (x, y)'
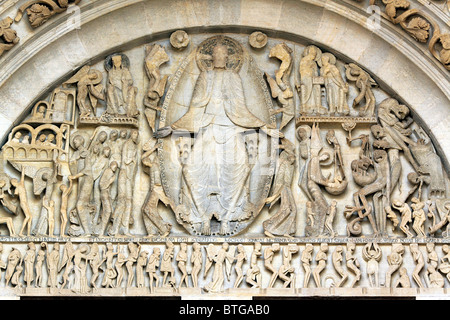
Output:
(104, 54), (139, 118)
(298, 46), (326, 115)
(263, 139), (296, 238)
(320, 53), (349, 115)
(141, 140), (173, 237)
(109, 130), (139, 237)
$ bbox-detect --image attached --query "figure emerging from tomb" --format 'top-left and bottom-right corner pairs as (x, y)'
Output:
(63, 65), (105, 118)
(155, 39), (282, 236)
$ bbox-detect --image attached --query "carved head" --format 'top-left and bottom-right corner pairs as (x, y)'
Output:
(112, 55), (123, 68)
(98, 131), (108, 143)
(120, 130), (128, 139)
(72, 135), (85, 149)
(373, 149), (387, 163)
(103, 146), (111, 158)
(130, 130), (139, 143)
(110, 130), (118, 141)
(110, 161), (118, 172)
(346, 242), (356, 252)
(10, 178), (18, 187)
(212, 44), (228, 69)
(59, 183), (67, 192)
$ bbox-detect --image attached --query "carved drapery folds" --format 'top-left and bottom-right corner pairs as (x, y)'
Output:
(0, 31), (448, 297)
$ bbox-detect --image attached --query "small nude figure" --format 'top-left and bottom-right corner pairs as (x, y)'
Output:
(277, 244), (298, 288)
(392, 200), (414, 238)
(136, 251), (148, 288)
(161, 241), (175, 288)
(176, 243), (189, 288)
(204, 244), (215, 280)
(126, 242), (140, 288)
(101, 243), (118, 288)
(409, 243), (425, 288)
(35, 243), (46, 288)
(425, 265), (445, 288)
(438, 245), (450, 283)
(426, 243), (439, 270)
(363, 242), (382, 287)
(59, 178), (74, 237)
(325, 200), (338, 237)
(411, 197), (426, 237)
(384, 244), (405, 288)
(190, 243), (202, 288)
(301, 244), (314, 288)
(59, 241), (75, 290)
(42, 198), (55, 237)
(146, 247), (161, 293)
(233, 244), (247, 288)
(394, 267), (411, 288)
(264, 243), (280, 288)
(24, 242), (36, 287)
(332, 245), (348, 287)
(346, 243), (361, 288)
(306, 201), (315, 228)
(246, 242), (262, 288)
(313, 243), (328, 288)
(87, 243), (105, 289)
(73, 244), (89, 294)
(115, 247), (127, 288)
(47, 243), (60, 289)
(11, 170), (32, 237)
(5, 247), (21, 286)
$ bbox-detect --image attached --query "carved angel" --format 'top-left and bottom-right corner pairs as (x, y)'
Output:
(144, 44), (170, 132)
(265, 43), (295, 130)
(64, 65), (105, 118)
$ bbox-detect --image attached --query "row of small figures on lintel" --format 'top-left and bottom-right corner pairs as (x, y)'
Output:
(0, 241), (449, 294)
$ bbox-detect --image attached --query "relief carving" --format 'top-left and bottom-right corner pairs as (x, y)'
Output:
(0, 31), (448, 298)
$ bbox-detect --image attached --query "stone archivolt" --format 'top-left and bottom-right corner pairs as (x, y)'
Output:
(0, 30), (448, 298)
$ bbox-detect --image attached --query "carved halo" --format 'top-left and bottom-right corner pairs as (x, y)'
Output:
(69, 130), (89, 150)
(104, 53), (131, 72)
(195, 35), (244, 72)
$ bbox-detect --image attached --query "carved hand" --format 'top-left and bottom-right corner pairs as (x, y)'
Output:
(261, 126), (284, 138)
(154, 126), (173, 139)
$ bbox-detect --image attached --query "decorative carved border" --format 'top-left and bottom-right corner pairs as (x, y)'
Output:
(0, 0), (82, 58)
(352, 0), (449, 70)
